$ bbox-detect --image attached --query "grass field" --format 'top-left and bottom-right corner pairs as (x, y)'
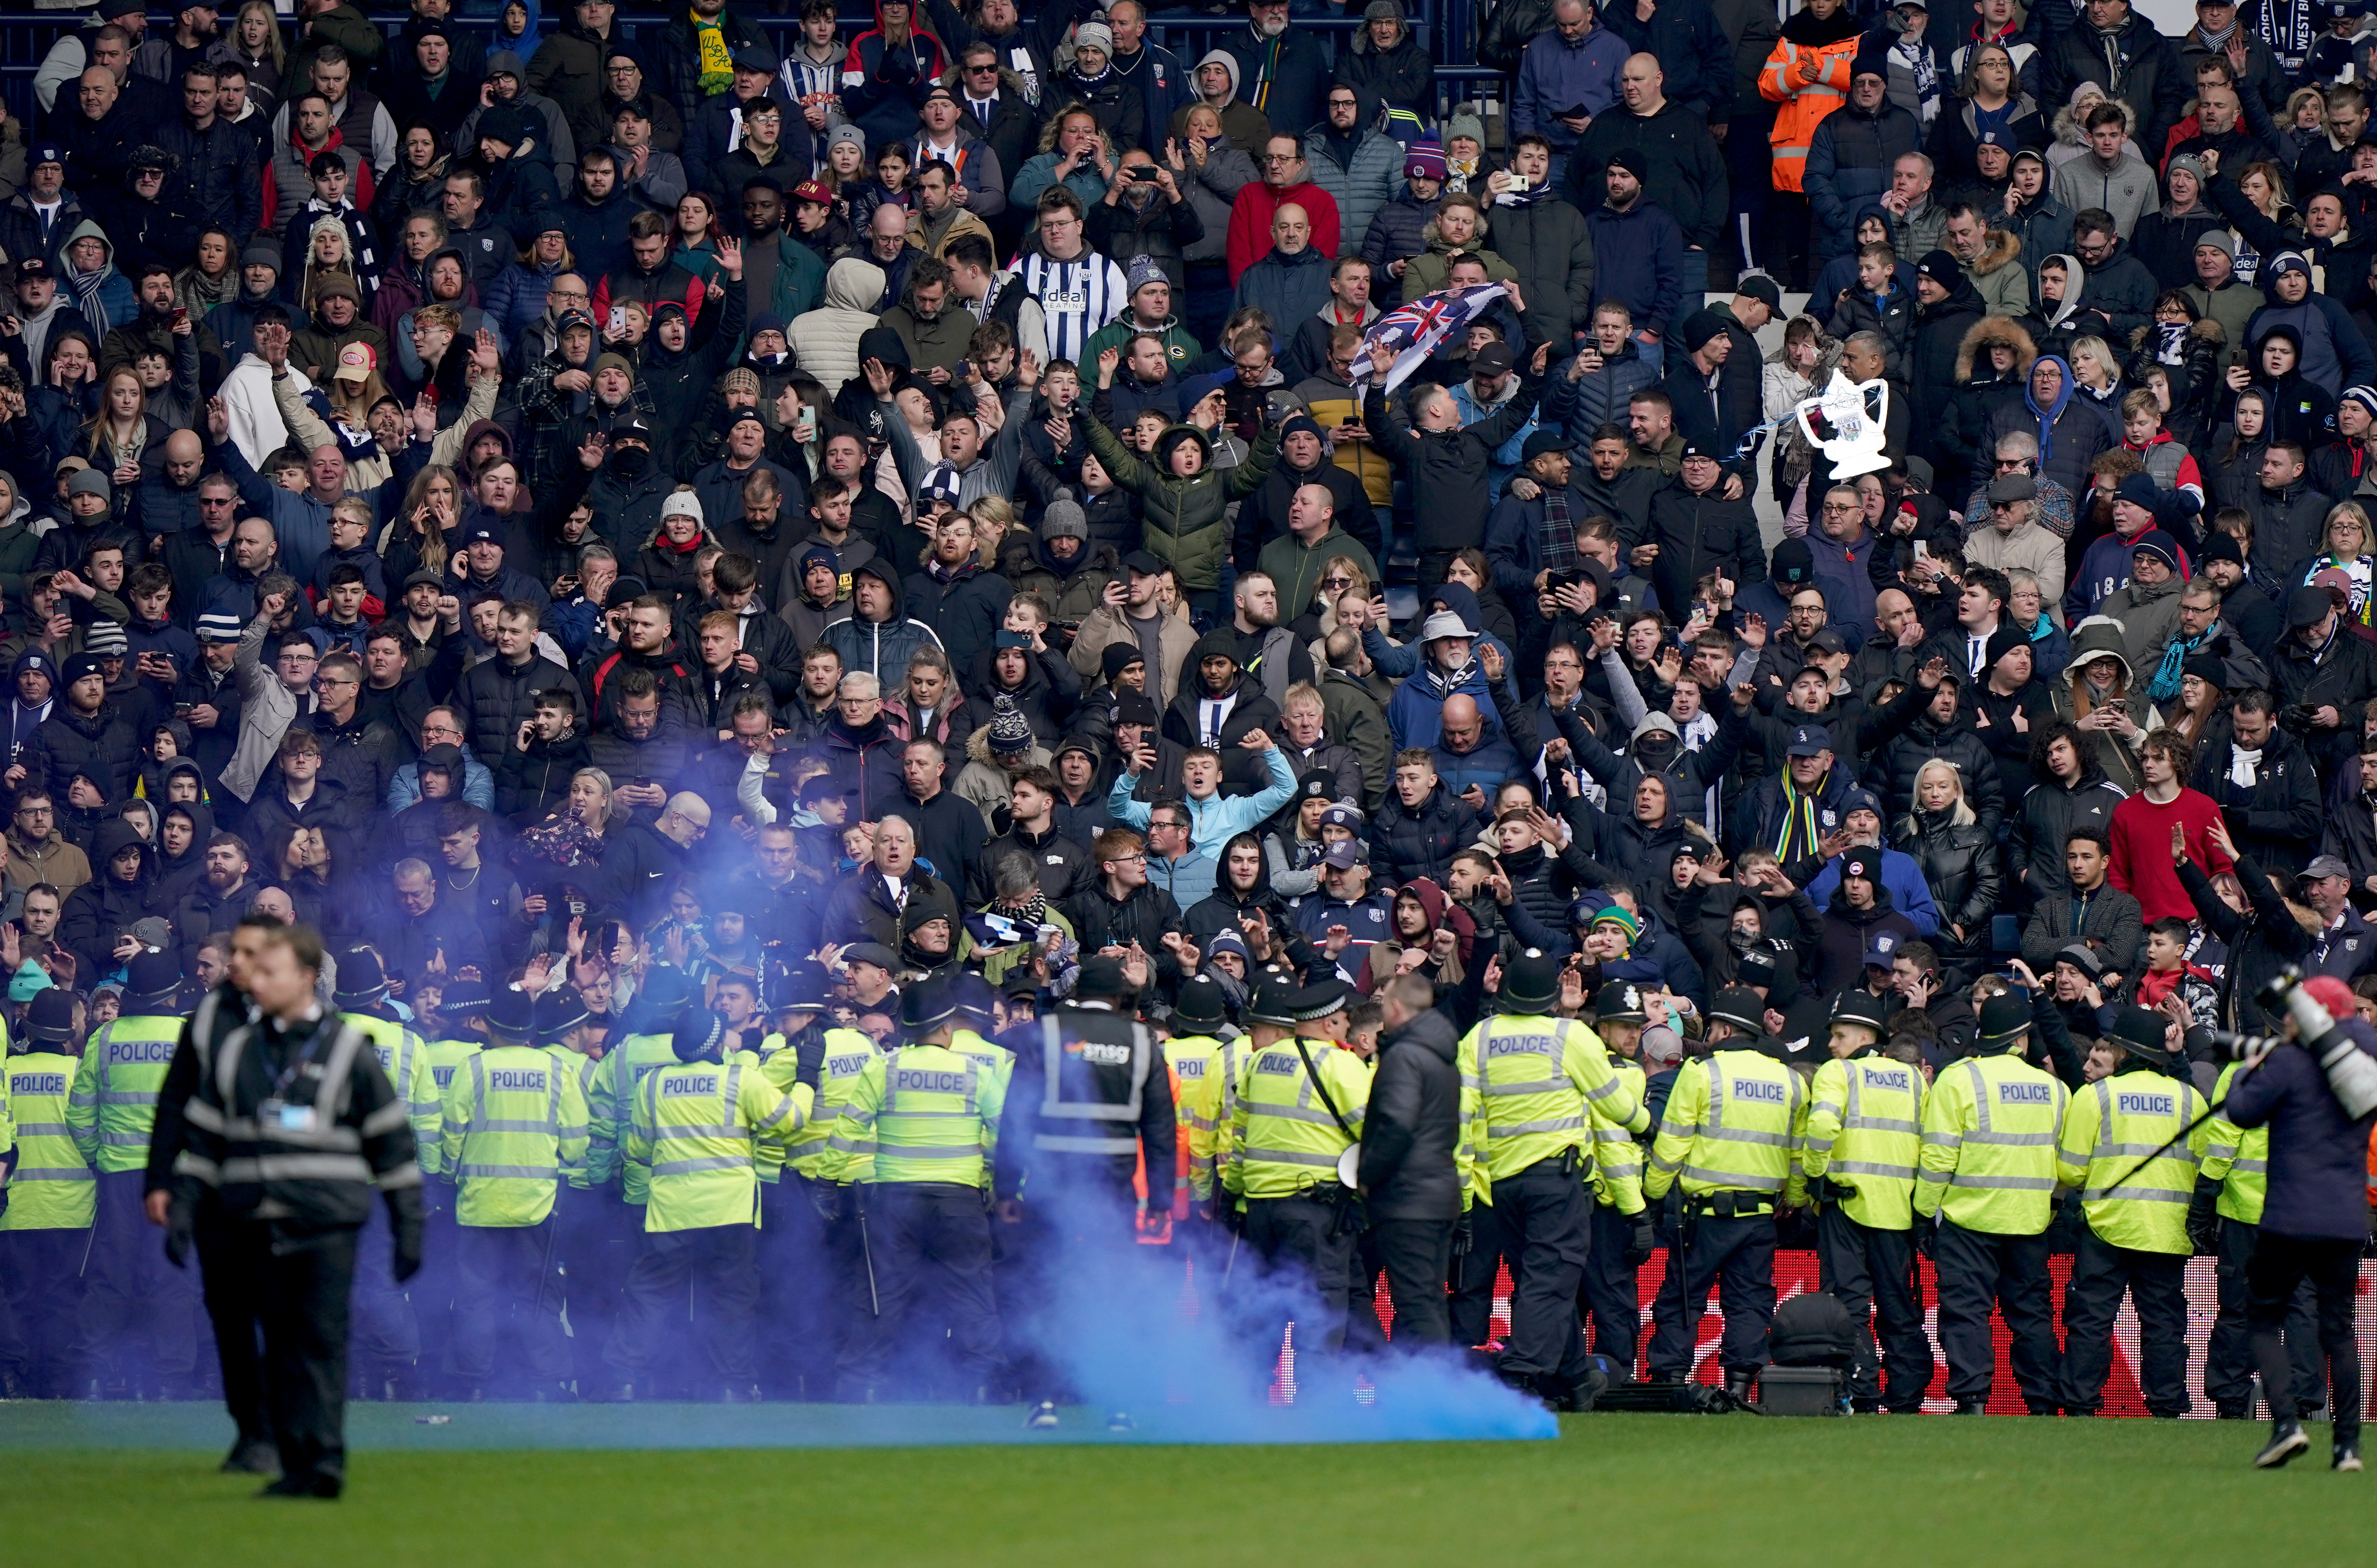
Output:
(3, 1404), (2373, 1568)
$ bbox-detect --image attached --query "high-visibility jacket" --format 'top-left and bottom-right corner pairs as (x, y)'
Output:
(1590, 1055), (1648, 1215)
(2055, 1069), (2206, 1255)
(1646, 1050), (1804, 1201)
(1914, 1049), (2068, 1235)
(590, 1031), (677, 1200)
(1, 1049), (95, 1229)
(952, 1028), (1016, 1092)
(1166, 1031), (1246, 1201)
(546, 1044), (604, 1191)
(1223, 1032), (1370, 1200)
(65, 1013), (180, 1173)
(2199, 1060), (2267, 1224)
(1792, 1049), (1925, 1229)
(1759, 33), (1859, 193)
(625, 1055), (813, 1231)
(1460, 1013), (1648, 1184)
(770, 1026), (882, 1181)
(438, 1044), (591, 1227)
(347, 1013), (440, 1164)
(417, 1036), (480, 1178)
(831, 1042), (1004, 1187)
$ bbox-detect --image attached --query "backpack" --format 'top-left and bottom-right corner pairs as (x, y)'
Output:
(1769, 1289), (1858, 1368)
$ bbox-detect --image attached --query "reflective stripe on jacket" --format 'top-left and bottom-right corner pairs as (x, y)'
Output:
(67, 1014), (179, 1174)
(1793, 1050), (1925, 1229)
(2056, 1069), (2204, 1254)
(1645, 1049), (1804, 1199)
(1913, 1050), (2068, 1234)
(1759, 35), (1858, 193)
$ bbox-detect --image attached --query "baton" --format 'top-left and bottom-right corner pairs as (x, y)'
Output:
(858, 1211), (880, 1316)
(1221, 1229), (1240, 1287)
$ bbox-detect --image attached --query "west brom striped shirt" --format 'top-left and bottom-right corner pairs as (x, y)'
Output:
(1019, 249), (1127, 366)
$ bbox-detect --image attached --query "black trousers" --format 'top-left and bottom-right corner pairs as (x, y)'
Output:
(1370, 1216), (1454, 1349)
(73, 1170), (200, 1392)
(1814, 1206), (1932, 1412)
(607, 1221), (764, 1387)
(0, 1227), (89, 1398)
(759, 1176), (842, 1400)
(448, 1217), (569, 1387)
(1493, 1160), (1596, 1387)
(1243, 1194), (1357, 1383)
(198, 1214), (358, 1487)
(555, 1189), (632, 1392)
(834, 1183), (1003, 1395)
(1646, 1208), (1776, 1382)
(1932, 1217), (2059, 1409)
(2206, 1216), (2324, 1414)
(1447, 1197), (1510, 1348)
(1343, 1225), (1387, 1354)
(2249, 1232), (2365, 1446)
(347, 1199), (419, 1390)
(1578, 1202), (1641, 1377)
(2061, 1224), (2191, 1417)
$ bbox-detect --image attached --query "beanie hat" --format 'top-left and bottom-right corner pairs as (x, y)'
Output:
(1040, 488), (1088, 541)
(987, 696), (1034, 754)
(1404, 139), (1447, 182)
(1984, 623), (2028, 671)
(1771, 537), (1814, 586)
(1101, 643), (1145, 681)
(1125, 254), (1168, 296)
(2115, 472), (2162, 512)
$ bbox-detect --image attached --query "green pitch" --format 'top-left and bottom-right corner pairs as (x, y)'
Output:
(3, 1406), (2372, 1567)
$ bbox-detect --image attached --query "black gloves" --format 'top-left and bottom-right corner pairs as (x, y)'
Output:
(1913, 1220), (1935, 1260)
(794, 1044), (823, 1094)
(391, 1188), (426, 1282)
(809, 1180), (846, 1224)
(1451, 1209), (1474, 1256)
(161, 1194), (193, 1268)
(1219, 1198), (1248, 1236)
(2187, 1176), (2223, 1256)
(1626, 1214), (1656, 1267)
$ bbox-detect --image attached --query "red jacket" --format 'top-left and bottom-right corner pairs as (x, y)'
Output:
(1226, 179), (1341, 284)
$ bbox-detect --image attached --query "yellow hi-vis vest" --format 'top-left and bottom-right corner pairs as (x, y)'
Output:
(1, 1049), (94, 1229)
(1461, 1013), (1648, 1184)
(831, 1042), (1004, 1186)
(438, 1044), (591, 1227)
(66, 1013), (180, 1173)
(1645, 1049), (1804, 1201)
(416, 1037), (478, 1177)
(778, 1027), (884, 1181)
(347, 1013), (440, 1165)
(1792, 1050), (1925, 1230)
(1223, 1032), (1369, 1201)
(590, 1031), (678, 1200)
(625, 1055), (813, 1231)
(2199, 1060), (2268, 1224)
(2056, 1069), (2206, 1254)
(1591, 1055), (1648, 1215)
(1913, 1050), (2068, 1235)
(546, 1044), (603, 1190)
(1167, 1032), (1244, 1202)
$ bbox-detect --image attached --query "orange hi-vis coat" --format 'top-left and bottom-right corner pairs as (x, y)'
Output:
(1759, 35), (1861, 193)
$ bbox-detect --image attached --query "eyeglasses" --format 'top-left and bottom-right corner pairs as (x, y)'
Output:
(1320, 576), (1352, 591)
(1263, 153), (1299, 165)
(965, 62), (999, 73)
(313, 675), (357, 689)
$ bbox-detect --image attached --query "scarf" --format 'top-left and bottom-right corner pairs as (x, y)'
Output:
(65, 260), (114, 337)
(1773, 771), (1824, 863)
(2147, 623), (2204, 700)
(2154, 322), (2189, 366)
(1495, 181), (1550, 209)
(2023, 352), (2076, 462)
(692, 8), (733, 96)
(1538, 482), (1578, 571)
(1894, 32), (1940, 124)
(2194, 18), (2239, 53)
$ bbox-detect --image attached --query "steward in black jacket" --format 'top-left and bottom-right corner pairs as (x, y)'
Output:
(1355, 989), (1463, 1344)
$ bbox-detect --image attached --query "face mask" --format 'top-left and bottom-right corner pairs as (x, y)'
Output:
(1633, 732), (1678, 771)
(609, 444), (650, 476)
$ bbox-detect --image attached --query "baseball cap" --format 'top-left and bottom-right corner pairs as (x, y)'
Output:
(2300, 854), (2353, 881)
(334, 342), (375, 382)
(1471, 342), (1514, 377)
(1322, 838), (1370, 869)
(1735, 272), (1782, 310)
(1785, 724), (1830, 757)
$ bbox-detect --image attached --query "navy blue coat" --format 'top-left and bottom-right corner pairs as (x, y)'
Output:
(2223, 1015), (2377, 1240)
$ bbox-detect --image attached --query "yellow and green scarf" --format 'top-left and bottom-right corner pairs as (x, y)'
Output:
(693, 8), (733, 96)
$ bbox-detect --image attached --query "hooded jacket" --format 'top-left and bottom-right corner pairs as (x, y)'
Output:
(1985, 347), (2112, 502)
(2050, 616), (2163, 794)
(1301, 85), (1403, 259)
(1081, 414), (1280, 593)
(56, 817), (151, 978)
(1757, 2), (1862, 193)
(820, 559), (947, 686)
(789, 258), (885, 401)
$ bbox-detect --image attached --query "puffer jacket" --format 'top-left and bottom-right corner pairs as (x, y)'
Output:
(1357, 1006), (1462, 1220)
(1803, 95), (1922, 261)
(1360, 183), (1437, 274)
(1178, 139), (1259, 267)
(819, 564), (948, 687)
(1301, 88), (1404, 261)
(1483, 192), (1596, 347)
(56, 817), (152, 978)
(1367, 781), (1475, 890)
(1756, 13), (1861, 195)
(1941, 315), (2037, 495)
(788, 258), (884, 400)
(1890, 805), (2003, 984)
(454, 653), (582, 769)
(23, 697), (141, 802)
(1080, 414), (1279, 593)
(1868, 691), (2010, 839)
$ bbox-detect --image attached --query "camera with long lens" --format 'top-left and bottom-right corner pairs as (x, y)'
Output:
(2244, 967), (2377, 1118)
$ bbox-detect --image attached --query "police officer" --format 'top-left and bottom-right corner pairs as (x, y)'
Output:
(588, 969), (695, 1232)
(1915, 988), (2069, 1415)
(1224, 978), (1369, 1393)
(605, 1005), (813, 1401)
(141, 914), (273, 1473)
(2194, 1045), (2324, 1422)
(171, 923), (422, 1498)
(1792, 989), (1931, 1413)
(2056, 1004), (2206, 1419)
(833, 980), (1008, 1403)
(534, 987), (618, 1396)
(408, 977), (488, 1383)
(997, 952), (1178, 1426)
(766, 964), (883, 1397)
(1166, 977), (1244, 1222)
(67, 950), (198, 1399)
(330, 948), (434, 1399)
(438, 981), (590, 1400)
(0, 989), (95, 1400)
(1577, 981), (1663, 1377)
(1643, 993), (1805, 1402)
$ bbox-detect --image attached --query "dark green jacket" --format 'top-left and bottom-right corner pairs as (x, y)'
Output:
(1081, 415), (1279, 592)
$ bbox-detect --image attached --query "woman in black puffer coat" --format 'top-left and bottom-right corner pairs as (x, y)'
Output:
(1890, 755), (2003, 988)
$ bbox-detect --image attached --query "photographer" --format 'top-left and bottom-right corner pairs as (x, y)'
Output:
(2217, 973), (2377, 1471)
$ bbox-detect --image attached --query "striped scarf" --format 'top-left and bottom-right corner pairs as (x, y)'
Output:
(1773, 773), (1823, 863)
(692, 10), (733, 96)
(1538, 482), (1577, 572)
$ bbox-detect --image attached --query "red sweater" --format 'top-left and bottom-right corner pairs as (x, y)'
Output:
(2108, 787), (2233, 924)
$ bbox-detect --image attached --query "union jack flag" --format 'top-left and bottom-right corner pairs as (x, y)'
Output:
(1355, 284), (1510, 397)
